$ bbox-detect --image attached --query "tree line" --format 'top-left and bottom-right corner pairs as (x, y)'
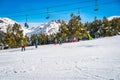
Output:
(0, 14), (120, 49)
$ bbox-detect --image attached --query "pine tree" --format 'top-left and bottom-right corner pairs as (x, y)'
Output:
(110, 18), (120, 35)
(59, 20), (68, 41)
(67, 13), (88, 40)
(87, 17), (102, 38)
(100, 17), (113, 37)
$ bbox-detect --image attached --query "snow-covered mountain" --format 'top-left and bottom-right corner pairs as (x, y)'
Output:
(26, 20), (61, 36)
(0, 17), (61, 36)
(0, 18), (17, 33)
(2, 16), (120, 36)
(107, 16), (120, 21)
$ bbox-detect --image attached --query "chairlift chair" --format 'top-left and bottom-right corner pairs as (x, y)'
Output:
(77, 15), (81, 20)
(46, 16), (49, 19)
(24, 22), (29, 28)
(77, 8), (81, 20)
(94, 0), (99, 11)
(94, 4), (99, 11)
(46, 8), (50, 19)
(24, 15), (29, 28)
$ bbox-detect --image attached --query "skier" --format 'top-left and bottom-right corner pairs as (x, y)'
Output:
(48, 38), (51, 44)
(88, 34), (92, 40)
(1, 43), (4, 50)
(35, 37), (39, 48)
(73, 37), (77, 42)
(54, 38), (58, 45)
(20, 39), (25, 51)
(65, 37), (69, 43)
(59, 37), (62, 45)
(27, 40), (31, 46)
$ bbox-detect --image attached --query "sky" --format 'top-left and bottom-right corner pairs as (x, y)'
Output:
(0, 0), (120, 25)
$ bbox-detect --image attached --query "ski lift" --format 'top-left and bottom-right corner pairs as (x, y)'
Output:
(24, 22), (29, 28)
(94, 0), (99, 11)
(46, 8), (50, 19)
(77, 8), (81, 20)
(24, 15), (29, 28)
(77, 15), (81, 21)
(46, 16), (49, 19)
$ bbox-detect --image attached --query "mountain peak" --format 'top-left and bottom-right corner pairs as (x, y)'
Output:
(107, 16), (120, 21)
(26, 20), (61, 36)
(0, 17), (62, 36)
(0, 17), (16, 24)
(0, 17), (17, 33)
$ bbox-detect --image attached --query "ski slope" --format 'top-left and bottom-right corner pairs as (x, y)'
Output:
(0, 36), (120, 80)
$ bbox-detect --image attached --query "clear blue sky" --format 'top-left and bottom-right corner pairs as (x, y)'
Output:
(0, 0), (120, 23)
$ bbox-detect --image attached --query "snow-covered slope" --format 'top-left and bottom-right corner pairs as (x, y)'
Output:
(107, 16), (120, 21)
(0, 18), (17, 33)
(0, 35), (120, 80)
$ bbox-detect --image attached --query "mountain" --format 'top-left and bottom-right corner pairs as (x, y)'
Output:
(24, 20), (61, 36)
(0, 18), (17, 33)
(0, 18), (61, 36)
(2, 16), (120, 37)
(107, 16), (120, 21)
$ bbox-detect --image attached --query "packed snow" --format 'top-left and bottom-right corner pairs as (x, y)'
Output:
(0, 36), (120, 80)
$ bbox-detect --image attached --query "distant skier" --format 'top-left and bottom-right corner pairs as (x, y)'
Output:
(27, 40), (32, 46)
(54, 38), (58, 45)
(59, 37), (62, 45)
(73, 37), (77, 42)
(88, 34), (92, 40)
(35, 37), (39, 48)
(20, 39), (25, 51)
(48, 38), (52, 44)
(65, 37), (69, 43)
(1, 43), (4, 50)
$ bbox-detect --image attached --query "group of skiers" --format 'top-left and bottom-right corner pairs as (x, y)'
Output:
(19, 34), (92, 51)
(20, 36), (77, 51)
(55, 35), (92, 45)
(54, 37), (77, 45)
(0, 34), (92, 51)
